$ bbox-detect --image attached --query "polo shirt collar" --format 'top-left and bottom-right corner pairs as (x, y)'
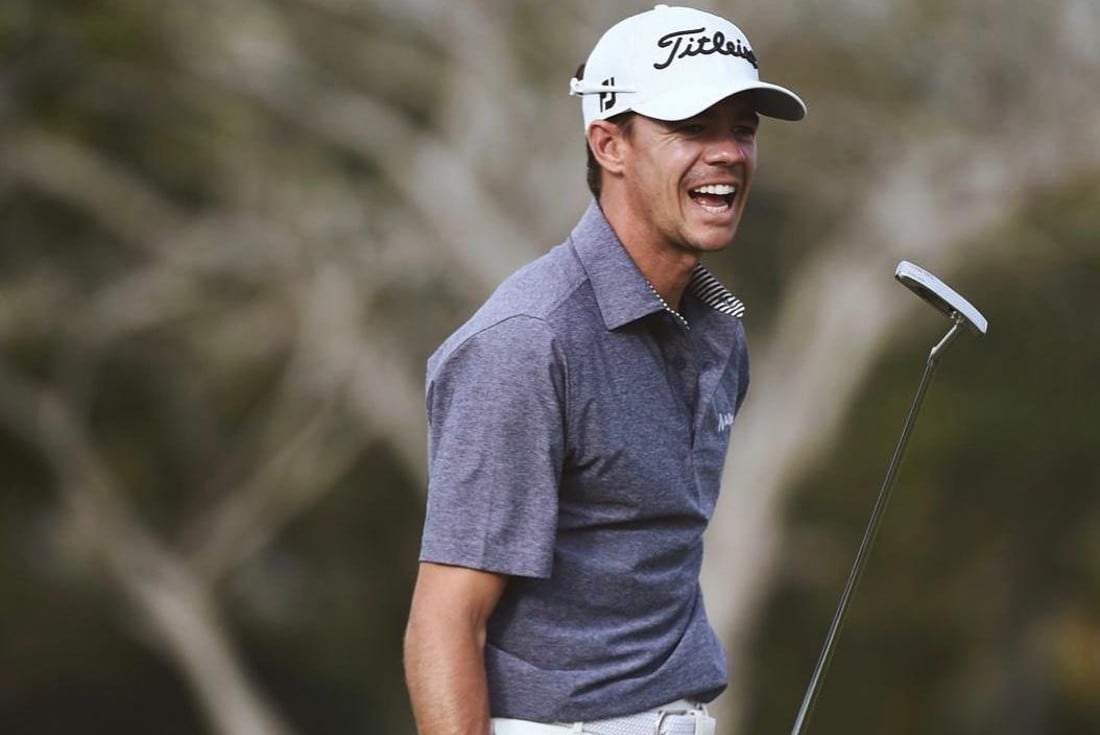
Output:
(569, 201), (663, 330)
(568, 200), (747, 331)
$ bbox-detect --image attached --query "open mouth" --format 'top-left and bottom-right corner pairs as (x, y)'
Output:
(688, 183), (737, 213)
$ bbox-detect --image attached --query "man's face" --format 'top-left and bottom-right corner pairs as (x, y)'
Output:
(617, 93), (759, 256)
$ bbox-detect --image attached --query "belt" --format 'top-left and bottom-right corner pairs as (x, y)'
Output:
(492, 701), (716, 735)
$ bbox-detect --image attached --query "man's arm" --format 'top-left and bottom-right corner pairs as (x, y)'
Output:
(405, 562), (507, 735)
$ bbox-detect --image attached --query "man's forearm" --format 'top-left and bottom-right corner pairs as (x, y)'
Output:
(405, 563), (505, 734)
(405, 614), (491, 735)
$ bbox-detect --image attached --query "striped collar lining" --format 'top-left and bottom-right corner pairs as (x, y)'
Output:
(689, 264), (746, 319)
(645, 264), (746, 329)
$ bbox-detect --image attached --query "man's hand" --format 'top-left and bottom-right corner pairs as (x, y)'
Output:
(405, 562), (507, 735)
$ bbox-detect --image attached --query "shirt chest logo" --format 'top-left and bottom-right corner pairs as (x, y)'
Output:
(716, 411), (735, 432)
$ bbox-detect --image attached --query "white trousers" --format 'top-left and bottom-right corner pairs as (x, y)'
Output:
(492, 719), (578, 735)
(491, 700), (715, 735)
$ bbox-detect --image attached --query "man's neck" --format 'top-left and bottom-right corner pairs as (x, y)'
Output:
(598, 198), (698, 310)
(631, 246), (696, 311)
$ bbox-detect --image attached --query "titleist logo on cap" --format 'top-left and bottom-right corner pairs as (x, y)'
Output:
(654, 27), (759, 70)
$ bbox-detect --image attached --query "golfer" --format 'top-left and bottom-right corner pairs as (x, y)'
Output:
(405, 5), (805, 734)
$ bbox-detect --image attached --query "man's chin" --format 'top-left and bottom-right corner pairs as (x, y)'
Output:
(687, 227), (738, 253)
(681, 212), (741, 250)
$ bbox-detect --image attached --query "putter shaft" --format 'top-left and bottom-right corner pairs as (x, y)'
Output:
(790, 316), (964, 735)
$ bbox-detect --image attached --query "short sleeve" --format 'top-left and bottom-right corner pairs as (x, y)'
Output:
(420, 315), (567, 578)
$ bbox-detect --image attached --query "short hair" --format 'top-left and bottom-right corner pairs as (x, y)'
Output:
(576, 63), (636, 199)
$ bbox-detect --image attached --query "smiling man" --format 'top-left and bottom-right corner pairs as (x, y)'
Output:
(405, 5), (805, 735)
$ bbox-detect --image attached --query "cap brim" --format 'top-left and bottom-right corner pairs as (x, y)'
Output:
(747, 82), (806, 121)
(633, 80), (806, 122)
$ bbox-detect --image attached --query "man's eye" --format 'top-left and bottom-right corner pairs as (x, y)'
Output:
(734, 126), (757, 139)
(678, 123), (705, 135)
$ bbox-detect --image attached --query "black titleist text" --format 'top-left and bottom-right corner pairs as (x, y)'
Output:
(653, 27), (758, 70)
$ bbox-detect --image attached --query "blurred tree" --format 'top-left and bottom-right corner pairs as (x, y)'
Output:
(746, 176), (1100, 735)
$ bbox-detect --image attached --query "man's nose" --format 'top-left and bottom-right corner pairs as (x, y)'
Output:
(704, 134), (746, 166)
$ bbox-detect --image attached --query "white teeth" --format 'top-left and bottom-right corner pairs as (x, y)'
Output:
(692, 184), (736, 196)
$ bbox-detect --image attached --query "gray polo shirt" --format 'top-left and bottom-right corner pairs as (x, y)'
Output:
(420, 201), (749, 722)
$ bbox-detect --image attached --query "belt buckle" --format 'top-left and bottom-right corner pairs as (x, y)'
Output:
(690, 709), (716, 735)
(653, 706), (716, 735)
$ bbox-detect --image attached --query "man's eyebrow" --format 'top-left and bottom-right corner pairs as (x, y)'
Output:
(729, 110), (761, 128)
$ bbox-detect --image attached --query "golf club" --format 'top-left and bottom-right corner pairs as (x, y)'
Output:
(789, 260), (988, 735)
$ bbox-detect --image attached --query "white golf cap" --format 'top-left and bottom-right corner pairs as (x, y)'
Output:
(570, 4), (806, 130)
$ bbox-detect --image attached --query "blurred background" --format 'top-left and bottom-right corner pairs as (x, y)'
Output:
(1, 0), (1097, 733)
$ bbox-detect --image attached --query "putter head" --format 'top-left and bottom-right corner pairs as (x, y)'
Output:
(895, 261), (988, 335)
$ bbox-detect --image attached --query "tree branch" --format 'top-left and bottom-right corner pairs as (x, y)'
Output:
(0, 361), (298, 735)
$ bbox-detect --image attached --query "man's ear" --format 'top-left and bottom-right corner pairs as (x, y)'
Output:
(587, 120), (628, 176)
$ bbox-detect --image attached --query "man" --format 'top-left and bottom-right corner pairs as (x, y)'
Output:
(405, 5), (805, 734)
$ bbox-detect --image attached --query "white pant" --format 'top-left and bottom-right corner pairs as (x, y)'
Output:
(491, 700), (714, 735)
(492, 719), (578, 735)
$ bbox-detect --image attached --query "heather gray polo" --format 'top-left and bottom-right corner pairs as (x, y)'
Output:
(420, 201), (749, 723)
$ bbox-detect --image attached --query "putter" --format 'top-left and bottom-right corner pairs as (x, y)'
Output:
(790, 261), (988, 735)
